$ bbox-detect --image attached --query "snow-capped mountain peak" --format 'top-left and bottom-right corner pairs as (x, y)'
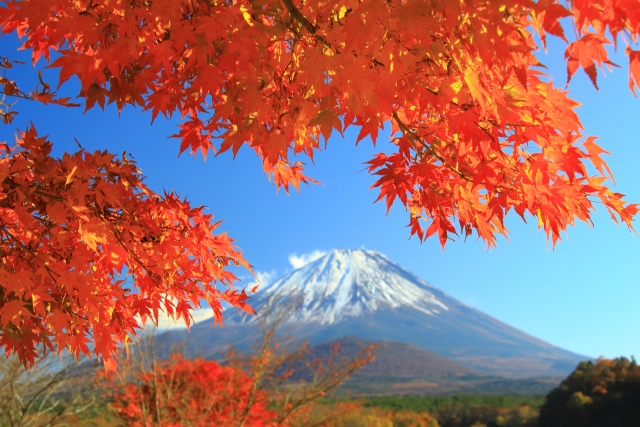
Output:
(253, 249), (448, 324)
(173, 248), (587, 378)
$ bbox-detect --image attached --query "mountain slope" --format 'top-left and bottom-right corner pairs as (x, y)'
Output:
(163, 249), (588, 378)
(306, 336), (477, 380)
(305, 337), (562, 396)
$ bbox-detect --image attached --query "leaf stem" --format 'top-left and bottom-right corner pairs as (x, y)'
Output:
(281, 0), (335, 51)
(392, 111), (472, 182)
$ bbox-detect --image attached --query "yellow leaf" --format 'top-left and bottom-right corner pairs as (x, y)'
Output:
(79, 221), (109, 251)
(338, 6), (347, 19)
(464, 67), (488, 111)
(71, 205), (91, 221)
(65, 165), (78, 185)
(240, 5), (253, 26)
(537, 210), (544, 228)
(124, 334), (132, 359)
(450, 80), (464, 93)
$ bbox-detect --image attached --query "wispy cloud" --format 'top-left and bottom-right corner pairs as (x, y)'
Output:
(153, 306), (215, 330)
(146, 251), (330, 331)
(242, 269), (278, 292)
(288, 250), (328, 269)
(148, 270), (278, 330)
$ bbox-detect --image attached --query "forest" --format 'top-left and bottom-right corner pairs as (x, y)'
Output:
(2, 339), (638, 427)
(1, 0), (639, 371)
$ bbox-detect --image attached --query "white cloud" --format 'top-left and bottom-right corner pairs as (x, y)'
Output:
(141, 305), (216, 331)
(288, 250), (328, 269)
(141, 252), (330, 332)
(154, 306), (215, 330)
(144, 250), (331, 331)
(147, 270), (278, 331)
(241, 269), (278, 293)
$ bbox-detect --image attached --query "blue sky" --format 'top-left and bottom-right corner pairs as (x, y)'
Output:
(1, 32), (638, 360)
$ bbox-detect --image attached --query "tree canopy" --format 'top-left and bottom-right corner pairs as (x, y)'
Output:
(539, 357), (640, 427)
(0, 0), (638, 368)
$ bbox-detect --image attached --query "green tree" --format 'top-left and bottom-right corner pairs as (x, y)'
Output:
(538, 357), (640, 427)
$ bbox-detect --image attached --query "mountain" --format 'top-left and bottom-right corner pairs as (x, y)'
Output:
(161, 249), (588, 378)
(308, 336), (478, 380)
(303, 337), (562, 396)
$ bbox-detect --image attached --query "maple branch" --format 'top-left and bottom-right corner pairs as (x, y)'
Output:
(392, 111), (472, 182)
(109, 224), (209, 302)
(474, 121), (497, 143)
(2, 177), (65, 202)
(281, 0), (335, 51)
(0, 90), (32, 100)
(110, 225), (161, 283)
(392, 115), (518, 198)
(44, 265), (60, 284)
(0, 225), (36, 256)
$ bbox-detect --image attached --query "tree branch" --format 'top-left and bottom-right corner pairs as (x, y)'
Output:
(281, 0), (335, 51)
(2, 177), (65, 202)
(392, 111), (472, 182)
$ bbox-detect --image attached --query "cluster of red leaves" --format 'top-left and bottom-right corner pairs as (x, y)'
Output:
(109, 333), (378, 427)
(111, 354), (278, 427)
(559, 0), (640, 92)
(0, 57), (79, 125)
(0, 0), (636, 250)
(0, 126), (252, 369)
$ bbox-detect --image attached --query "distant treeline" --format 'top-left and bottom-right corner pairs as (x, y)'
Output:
(348, 357), (640, 427)
(316, 395), (545, 427)
(363, 394), (546, 413)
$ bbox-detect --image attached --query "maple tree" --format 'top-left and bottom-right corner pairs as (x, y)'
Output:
(0, 127), (254, 369)
(0, 0), (639, 368)
(111, 354), (279, 427)
(108, 300), (377, 427)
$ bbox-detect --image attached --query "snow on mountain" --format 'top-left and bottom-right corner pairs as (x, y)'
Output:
(172, 248), (588, 377)
(239, 249), (451, 324)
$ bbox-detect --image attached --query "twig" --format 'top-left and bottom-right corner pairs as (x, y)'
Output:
(281, 0), (336, 52)
(392, 111), (472, 182)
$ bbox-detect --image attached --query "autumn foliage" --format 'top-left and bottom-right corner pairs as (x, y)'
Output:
(2, 0), (638, 244)
(538, 357), (640, 427)
(108, 320), (377, 427)
(0, 0), (639, 367)
(0, 127), (253, 368)
(112, 354), (278, 427)
(221, 295), (379, 426)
